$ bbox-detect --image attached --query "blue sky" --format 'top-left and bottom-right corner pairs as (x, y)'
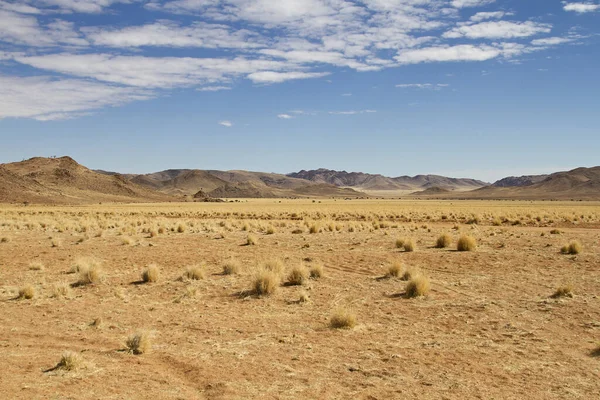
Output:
(0, 0), (598, 182)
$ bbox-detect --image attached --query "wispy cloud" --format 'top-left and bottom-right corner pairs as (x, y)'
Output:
(197, 86), (231, 92)
(277, 114), (294, 119)
(396, 83), (449, 90)
(219, 120), (233, 127)
(329, 110), (376, 115)
(563, 2), (600, 13)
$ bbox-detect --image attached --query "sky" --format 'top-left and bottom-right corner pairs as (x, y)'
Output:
(0, 0), (598, 182)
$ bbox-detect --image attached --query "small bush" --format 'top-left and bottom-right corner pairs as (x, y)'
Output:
(246, 234), (258, 246)
(298, 291), (310, 303)
(330, 309), (357, 329)
(403, 239), (415, 252)
(550, 229), (561, 235)
(309, 223), (320, 234)
(52, 283), (72, 298)
(262, 259), (285, 275)
(184, 265), (205, 280)
(395, 238), (405, 249)
(142, 264), (160, 283)
(29, 261), (44, 271)
(18, 284), (35, 299)
(287, 265), (309, 286)
(223, 259), (241, 275)
(405, 275), (431, 298)
(552, 285), (573, 298)
(400, 266), (419, 281)
(457, 235), (477, 252)
(56, 351), (83, 371)
(386, 261), (402, 278)
(177, 223), (186, 233)
(0, 236), (10, 243)
(252, 269), (280, 296)
(291, 228), (303, 234)
(266, 226), (275, 235)
(561, 241), (582, 255)
(126, 331), (151, 355)
(309, 264), (324, 279)
(435, 233), (452, 249)
(77, 259), (104, 285)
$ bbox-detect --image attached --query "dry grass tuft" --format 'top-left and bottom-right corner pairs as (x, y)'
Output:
(400, 266), (420, 281)
(184, 265), (205, 280)
(405, 275), (431, 298)
(261, 259), (285, 275)
(309, 263), (324, 279)
(76, 259), (104, 285)
(246, 234), (258, 246)
(52, 283), (72, 298)
(142, 264), (160, 283)
(0, 236), (10, 243)
(386, 261), (403, 278)
(330, 308), (357, 329)
(126, 331), (151, 355)
(223, 259), (241, 275)
(561, 241), (582, 255)
(287, 264), (309, 286)
(395, 238), (405, 249)
(29, 261), (44, 271)
(403, 238), (416, 252)
(435, 233), (452, 249)
(56, 351), (83, 371)
(457, 235), (477, 252)
(298, 291), (310, 303)
(252, 268), (280, 296)
(552, 285), (574, 298)
(18, 284), (35, 299)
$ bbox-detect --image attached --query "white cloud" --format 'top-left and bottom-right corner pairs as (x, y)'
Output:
(247, 71), (330, 84)
(469, 11), (512, 22)
(341, 93), (352, 96)
(0, 74), (151, 120)
(444, 21), (552, 39)
(563, 2), (600, 13)
(197, 85), (231, 91)
(531, 37), (575, 46)
(219, 120), (233, 127)
(0, 10), (87, 47)
(451, 0), (496, 8)
(328, 109), (376, 115)
(396, 44), (501, 64)
(396, 83), (449, 90)
(38, 0), (136, 13)
(277, 114), (294, 119)
(0, 1), (42, 14)
(83, 21), (266, 49)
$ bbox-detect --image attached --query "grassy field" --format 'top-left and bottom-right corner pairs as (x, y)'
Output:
(1, 199), (599, 399)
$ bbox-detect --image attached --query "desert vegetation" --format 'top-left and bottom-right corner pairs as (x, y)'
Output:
(0, 199), (598, 398)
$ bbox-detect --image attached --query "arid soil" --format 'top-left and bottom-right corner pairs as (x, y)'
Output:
(1, 200), (599, 399)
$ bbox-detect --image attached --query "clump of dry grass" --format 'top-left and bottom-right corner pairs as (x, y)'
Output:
(561, 241), (582, 255)
(551, 285), (574, 298)
(183, 265), (205, 280)
(405, 275), (431, 298)
(76, 259), (104, 285)
(0, 236), (10, 243)
(121, 237), (134, 246)
(395, 238), (405, 249)
(400, 266), (419, 281)
(29, 261), (44, 271)
(52, 283), (72, 298)
(309, 264), (324, 279)
(298, 291), (310, 303)
(252, 268), (280, 296)
(309, 223), (320, 234)
(126, 331), (151, 355)
(90, 317), (103, 328)
(142, 264), (160, 283)
(287, 265), (309, 286)
(51, 238), (61, 248)
(266, 225), (275, 235)
(18, 284), (35, 299)
(386, 261), (402, 278)
(246, 234), (258, 246)
(56, 351), (83, 371)
(403, 238), (415, 252)
(223, 258), (241, 275)
(262, 259), (285, 275)
(435, 233), (452, 249)
(457, 235), (477, 252)
(550, 229), (562, 235)
(330, 308), (357, 329)
(177, 223), (186, 233)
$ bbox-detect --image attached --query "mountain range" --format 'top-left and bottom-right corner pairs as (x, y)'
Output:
(0, 156), (599, 204)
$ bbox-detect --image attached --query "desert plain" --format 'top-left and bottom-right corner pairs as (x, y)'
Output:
(1, 199), (599, 399)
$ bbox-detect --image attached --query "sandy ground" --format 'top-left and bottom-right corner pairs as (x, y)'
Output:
(1, 200), (599, 399)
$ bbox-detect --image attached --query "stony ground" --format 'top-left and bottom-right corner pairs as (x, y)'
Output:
(1, 200), (599, 399)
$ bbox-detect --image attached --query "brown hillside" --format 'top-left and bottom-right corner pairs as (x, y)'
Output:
(0, 157), (174, 204)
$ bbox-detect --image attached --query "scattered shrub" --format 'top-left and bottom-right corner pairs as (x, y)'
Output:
(29, 261), (44, 271)
(0, 236), (10, 243)
(552, 285), (574, 298)
(142, 264), (160, 283)
(395, 238), (405, 249)
(330, 309), (357, 329)
(435, 233), (452, 249)
(76, 259), (104, 285)
(252, 269), (280, 296)
(52, 283), (72, 298)
(18, 284), (35, 299)
(56, 351), (83, 371)
(287, 265), (309, 286)
(405, 275), (431, 298)
(126, 331), (151, 355)
(262, 259), (285, 275)
(561, 241), (582, 255)
(386, 261), (402, 278)
(223, 259), (241, 275)
(457, 235), (477, 252)
(403, 238), (415, 252)
(309, 264), (324, 279)
(246, 234), (258, 246)
(184, 265), (205, 280)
